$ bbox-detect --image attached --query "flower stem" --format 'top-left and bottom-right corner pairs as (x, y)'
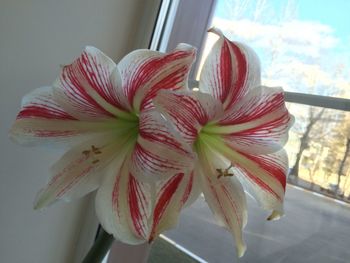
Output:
(82, 227), (114, 263)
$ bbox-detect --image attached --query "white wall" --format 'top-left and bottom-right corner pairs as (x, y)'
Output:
(0, 0), (158, 262)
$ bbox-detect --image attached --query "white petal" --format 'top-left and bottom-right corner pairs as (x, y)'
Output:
(10, 118), (123, 146)
(208, 86), (294, 154)
(10, 86), (125, 146)
(235, 150), (289, 216)
(130, 109), (195, 181)
(204, 135), (287, 216)
(54, 46), (131, 120)
(196, 139), (247, 257)
(148, 171), (200, 241)
(34, 132), (132, 209)
(118, 44), (196, 112)
(199, 30), (260, 111)
(154, 90), (223, 145)
(17, 86), (76, 120)
(95, 156), (152, 243)
(201, 175), (247, 257)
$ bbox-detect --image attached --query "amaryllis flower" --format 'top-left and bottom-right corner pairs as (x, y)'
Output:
(10, 45), (197, 243)
(154, 28), (294, 257)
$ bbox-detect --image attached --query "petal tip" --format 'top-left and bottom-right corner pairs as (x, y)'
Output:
(148, 235), (156, 244)
(236, 242), (247, 258)
(175, 43), (197, 53)
(267, 210), (284, 221)
(207, 27), (224, 37)
(33, 202), (43, 211)
(83, 45), (101, 54)
(33, 198), (46, 210)
(33, 189), (55, 210)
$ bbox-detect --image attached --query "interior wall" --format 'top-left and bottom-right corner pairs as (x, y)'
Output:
(0, 0), (157, 262)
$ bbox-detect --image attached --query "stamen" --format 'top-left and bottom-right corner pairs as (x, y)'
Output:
(216, 168), (224, 179)
(216, 163), (234, 179)
(91, 145), (102, 154)
(82, 145), (102, 160)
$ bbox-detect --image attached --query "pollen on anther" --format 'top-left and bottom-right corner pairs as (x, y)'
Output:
(91, 145), (102, 154)
(216, 163), (235, 179)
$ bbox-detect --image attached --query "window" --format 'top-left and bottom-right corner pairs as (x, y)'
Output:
(155, 0), (350, 262)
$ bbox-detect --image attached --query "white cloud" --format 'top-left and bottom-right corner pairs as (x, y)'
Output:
(212, 17), (339, 58)
(263, 58), (349, 96)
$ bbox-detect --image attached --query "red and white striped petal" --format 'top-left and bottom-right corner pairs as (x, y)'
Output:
(199, 28), (260, 111)
(131, 109), (195, 181)
(149, 171), (200, 241)
(154, 90), (223, 144)
(183, 168), (202, 208)
(196, 139), (247, 257)
(201, 176), (247, 257)
(110, 68), (133, 112)
(10, 118), (118, 146)
(34, 132), (127, 209)
(16, 86), (76, 120)
(54, 46), (130, 120)
(230, 149), (287, 218)
(10, 87), (122, 146)
(199, 133), (287, 218)
(95, 156), (152, 243)
(217, 87), (294, 154)
(118, 44), (196, 112)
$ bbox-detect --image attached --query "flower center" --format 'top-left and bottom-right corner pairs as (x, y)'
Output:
(116, 115), (140, 146)
(80, 114), (139, 164)
(195, 124), (239, 180)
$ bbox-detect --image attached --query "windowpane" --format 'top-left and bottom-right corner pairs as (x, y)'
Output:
(139, 1), (350, 262)
(198, 0), (350, 99)
(165, 183), (350, 262)
(286, 104), (350, 200)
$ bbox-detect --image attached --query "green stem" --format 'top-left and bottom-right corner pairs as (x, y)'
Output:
(82, 228), (114, 263)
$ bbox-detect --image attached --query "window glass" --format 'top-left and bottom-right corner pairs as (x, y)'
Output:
(165, 182), (350, 262)
(198, 0), (350, 99)
(286, 104), (350, 200)
(161, 2), (350, 261)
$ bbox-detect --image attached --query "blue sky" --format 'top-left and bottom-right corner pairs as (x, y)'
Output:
(297, 0), (350, 38)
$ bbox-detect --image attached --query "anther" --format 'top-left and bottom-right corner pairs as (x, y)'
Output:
(91, 145), (102, 154)
(216, 163), (234, 179)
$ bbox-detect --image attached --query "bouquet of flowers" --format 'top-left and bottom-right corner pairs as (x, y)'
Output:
(10, 28), (293, 261)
